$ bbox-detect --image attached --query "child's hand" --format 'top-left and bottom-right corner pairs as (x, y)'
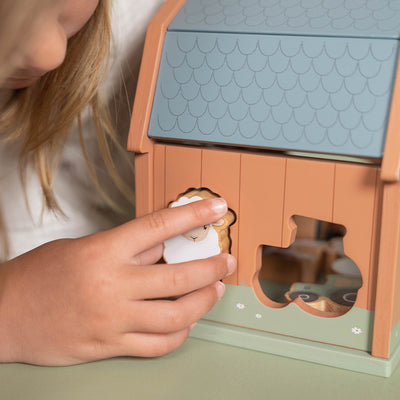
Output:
(0, 198), (236, 366)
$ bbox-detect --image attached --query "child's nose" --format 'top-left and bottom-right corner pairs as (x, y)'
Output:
(22, 22), (67, 76)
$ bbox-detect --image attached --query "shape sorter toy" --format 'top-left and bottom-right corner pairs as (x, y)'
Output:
(128, 0), (400, 376)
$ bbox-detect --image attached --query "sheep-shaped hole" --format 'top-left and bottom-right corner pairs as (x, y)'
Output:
(163, 188), (235, 264)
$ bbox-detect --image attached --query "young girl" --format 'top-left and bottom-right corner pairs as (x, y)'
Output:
(0, 0), (236, 366)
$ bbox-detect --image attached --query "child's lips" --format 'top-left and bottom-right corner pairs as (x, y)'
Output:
(8, 75), (40, 81)
(5, 75), (41, 88)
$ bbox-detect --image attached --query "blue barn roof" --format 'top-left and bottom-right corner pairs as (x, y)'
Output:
(170, 0), (400, 39)
(148, 0), (400, 158)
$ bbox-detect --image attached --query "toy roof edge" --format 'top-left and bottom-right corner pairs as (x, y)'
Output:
(128, 0), (400, 181)
(168, 0), (400, 41)
(167, 27), (400, 42)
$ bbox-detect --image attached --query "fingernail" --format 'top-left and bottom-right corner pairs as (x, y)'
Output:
(215, 281), (225, 300)
(226, 255), (237, 276)
(210, 198), (227, 215)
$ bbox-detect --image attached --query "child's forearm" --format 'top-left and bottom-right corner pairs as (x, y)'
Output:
(0, 262), (22, 363)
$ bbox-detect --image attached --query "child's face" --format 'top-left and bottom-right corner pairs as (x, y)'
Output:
(2, 0), (99, 89)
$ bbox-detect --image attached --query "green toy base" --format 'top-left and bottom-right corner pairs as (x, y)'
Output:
(190, 320), (400, 377)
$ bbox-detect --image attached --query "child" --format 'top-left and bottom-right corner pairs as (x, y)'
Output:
(0, 0), (237, 366)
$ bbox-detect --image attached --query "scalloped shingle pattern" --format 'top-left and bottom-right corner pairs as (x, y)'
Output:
(170, 0), (400, 39)
(148, 32), (397, 157)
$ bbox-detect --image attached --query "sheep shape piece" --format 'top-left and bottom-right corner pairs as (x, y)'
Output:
(163, 189), (235, 264)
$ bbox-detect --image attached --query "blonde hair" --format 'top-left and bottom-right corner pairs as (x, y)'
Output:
(0, 0), (133, 257)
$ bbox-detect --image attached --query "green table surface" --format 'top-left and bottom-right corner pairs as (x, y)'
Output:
(1, 337), (399, 400)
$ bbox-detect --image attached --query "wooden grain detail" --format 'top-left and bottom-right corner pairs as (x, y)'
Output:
(153, 144), (166, 211)
(134, 152), (154, 217)
(283, 158), (335, 247)
(201, 149), (241, 285)
(164, 145), (202, 204)
(239, 153), (286, 287)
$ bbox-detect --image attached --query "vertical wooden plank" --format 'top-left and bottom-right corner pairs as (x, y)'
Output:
(333, 163), (378, 311)
(201, 149), (241, 285)
(165, 145), (202, 204)
(372, 182), (400, 358)
(369, 178), (383, 311)
(134, 152), (154, 217)
(392, 217), (400, 328)
(239, 154), (286, 288)
(283, 158), (335, 247)
(153, 144), (166, 211)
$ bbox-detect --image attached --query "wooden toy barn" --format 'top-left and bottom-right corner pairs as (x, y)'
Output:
(128, 0), (400, 376)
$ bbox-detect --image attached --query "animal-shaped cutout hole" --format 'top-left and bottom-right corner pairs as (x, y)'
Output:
(258, 216), (362, 317)
(163, 188), (236, 264)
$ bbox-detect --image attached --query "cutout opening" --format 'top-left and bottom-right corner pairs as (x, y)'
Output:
(258, 216), (362, 317)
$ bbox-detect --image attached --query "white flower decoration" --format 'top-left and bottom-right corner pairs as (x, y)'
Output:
(236, 303), (245, 310)
(352, 327), (362, 335)
(255, 314), (262, 319)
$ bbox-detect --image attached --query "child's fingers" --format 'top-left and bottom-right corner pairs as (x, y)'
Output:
(132, 243), (163, 265)
(125, 281), (225, 334)
(105, 198), (227, 257)
(117, 328), (192, 358)
(124, 253), (236, 300)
